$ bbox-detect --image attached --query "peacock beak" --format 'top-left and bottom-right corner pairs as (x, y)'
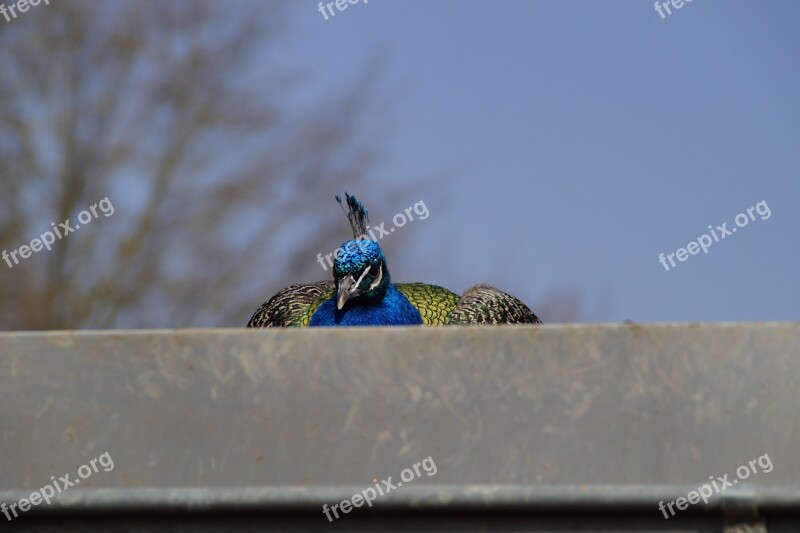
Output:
(336, 275), (359, 310)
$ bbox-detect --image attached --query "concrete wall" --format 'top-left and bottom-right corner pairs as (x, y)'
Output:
(2, 323), (798, 491)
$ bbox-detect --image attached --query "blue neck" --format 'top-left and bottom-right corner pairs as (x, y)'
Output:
(309, 284), (422, 327)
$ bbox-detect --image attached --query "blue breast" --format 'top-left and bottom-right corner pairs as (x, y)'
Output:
(309, 285), (422, 326)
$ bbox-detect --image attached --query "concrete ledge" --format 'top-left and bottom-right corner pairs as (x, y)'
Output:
(1, 324), (798, 491)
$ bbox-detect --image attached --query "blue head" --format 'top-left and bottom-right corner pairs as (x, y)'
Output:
(333, 239), (390, 309)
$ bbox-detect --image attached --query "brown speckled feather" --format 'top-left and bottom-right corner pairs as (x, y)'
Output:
(246, 281), (334, 328)
(448, 283), (542, 325)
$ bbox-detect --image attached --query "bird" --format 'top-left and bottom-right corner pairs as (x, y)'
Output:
(247, 193), (542, 327)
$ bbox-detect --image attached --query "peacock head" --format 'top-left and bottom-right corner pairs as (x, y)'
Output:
(332, 193), (391, 310)
(333, 239), (390, 309)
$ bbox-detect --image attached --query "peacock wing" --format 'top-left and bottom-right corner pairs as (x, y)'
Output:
(247, 281), (335, 328)
(395, 283), (460, 326)
(448, 284), (542, 325)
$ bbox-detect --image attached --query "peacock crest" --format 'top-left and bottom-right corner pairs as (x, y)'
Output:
(335, 192), (370, 240)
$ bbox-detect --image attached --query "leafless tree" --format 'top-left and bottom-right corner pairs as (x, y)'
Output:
(0, 0), (389, 329)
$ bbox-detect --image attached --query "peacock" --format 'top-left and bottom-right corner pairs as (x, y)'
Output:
(246, 194), (542, 327)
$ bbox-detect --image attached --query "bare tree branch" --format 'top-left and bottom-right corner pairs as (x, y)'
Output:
(0, 0), (391, 329)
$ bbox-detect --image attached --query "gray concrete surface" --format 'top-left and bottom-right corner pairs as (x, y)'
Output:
(1, 323), (798, 491)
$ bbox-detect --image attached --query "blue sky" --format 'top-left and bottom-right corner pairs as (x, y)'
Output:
(280, 0), (799, 322)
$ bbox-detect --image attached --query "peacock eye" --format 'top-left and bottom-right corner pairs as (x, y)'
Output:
(368, 262), (381, 277)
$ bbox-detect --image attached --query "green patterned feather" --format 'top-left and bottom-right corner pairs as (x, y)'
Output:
(395, 283), (460, 325)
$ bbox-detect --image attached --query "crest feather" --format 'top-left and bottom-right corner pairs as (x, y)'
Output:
(335, 192), (370, 239)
